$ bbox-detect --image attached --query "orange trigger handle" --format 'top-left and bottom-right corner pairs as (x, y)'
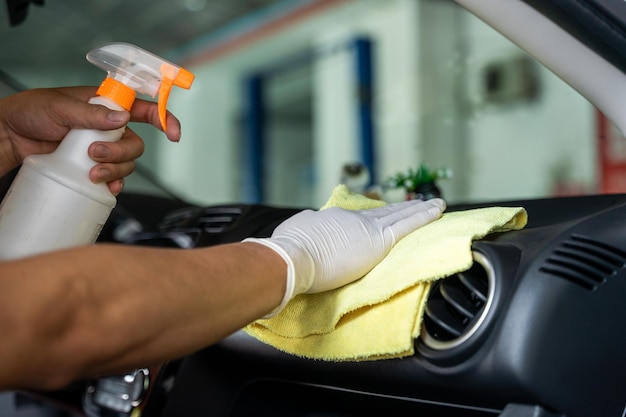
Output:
(158, 64), (195, 131)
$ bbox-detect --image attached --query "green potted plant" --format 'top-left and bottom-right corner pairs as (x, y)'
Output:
(385, 164), (452, 200)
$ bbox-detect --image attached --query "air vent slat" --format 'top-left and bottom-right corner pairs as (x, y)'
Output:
(562, 241), (626, 268)
(201, 207), (244, 215)
(544, 256), (608, 284)
(552, 248), (616, 274)
(440, 279), (480, 319)
(458, 269), (488, 302)
(204, 226), (227, 233)
(424, 299), (464, 337)
(199, 216), (239, 224)
(569, 234), (626, 260)
(539, 266), (597, 291)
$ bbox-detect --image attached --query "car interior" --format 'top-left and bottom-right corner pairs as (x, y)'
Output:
(3, 0), (626, 417)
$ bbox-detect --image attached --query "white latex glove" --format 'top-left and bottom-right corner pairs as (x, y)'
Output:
(244, 198), (446, 317)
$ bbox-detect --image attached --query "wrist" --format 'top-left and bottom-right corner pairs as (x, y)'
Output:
(243, 237), (313, 317)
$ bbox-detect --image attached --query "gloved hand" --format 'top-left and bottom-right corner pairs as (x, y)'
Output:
(245, 198), (446, 317)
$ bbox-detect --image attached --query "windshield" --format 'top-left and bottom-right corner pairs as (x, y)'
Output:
(0, 0), (617, 208)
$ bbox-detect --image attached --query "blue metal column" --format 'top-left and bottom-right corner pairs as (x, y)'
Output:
(354, 37), (376, 186)
(242, 74), (265, 203)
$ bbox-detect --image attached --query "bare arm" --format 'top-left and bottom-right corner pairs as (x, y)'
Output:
(0, 241), (285, 391)
(0, 195), (445, 392)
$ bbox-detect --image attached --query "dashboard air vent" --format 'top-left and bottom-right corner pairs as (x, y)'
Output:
(421, 251), (495, 350)
(539, 234), (626, 291)
(197, 207), (244, 234)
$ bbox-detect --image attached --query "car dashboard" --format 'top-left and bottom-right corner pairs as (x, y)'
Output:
(117, 192), (626, 417)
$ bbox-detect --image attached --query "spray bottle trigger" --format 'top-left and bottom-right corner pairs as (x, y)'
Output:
(158, 65), (195, 131)
(158, 78), (173, 131)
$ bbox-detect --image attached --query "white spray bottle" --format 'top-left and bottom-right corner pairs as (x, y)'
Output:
(0, 42), (194, 260)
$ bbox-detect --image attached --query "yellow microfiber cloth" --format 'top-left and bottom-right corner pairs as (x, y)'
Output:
(244, 184), (528, 361)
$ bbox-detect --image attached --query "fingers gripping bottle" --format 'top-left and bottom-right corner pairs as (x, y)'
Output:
(0, 42), (194, 260)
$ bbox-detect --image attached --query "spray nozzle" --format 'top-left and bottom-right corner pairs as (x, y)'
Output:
(87, 42), (194, 131)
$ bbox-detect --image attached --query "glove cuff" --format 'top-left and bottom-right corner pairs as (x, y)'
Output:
(243, 237), (310, 318)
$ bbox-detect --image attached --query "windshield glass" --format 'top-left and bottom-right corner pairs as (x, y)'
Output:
(0, 0), (619, 208)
